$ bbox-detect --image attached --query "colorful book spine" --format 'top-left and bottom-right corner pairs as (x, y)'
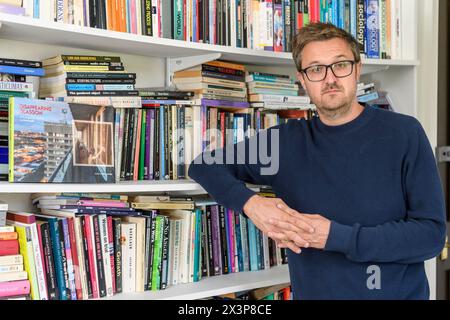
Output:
(365, 0), (380, 58)
(61, 218), (77, 300)
(151, 215), (163, 290)
(0, 65), (45, 77)
(15, 225), (40, 300)
(0, 280), (30, 298)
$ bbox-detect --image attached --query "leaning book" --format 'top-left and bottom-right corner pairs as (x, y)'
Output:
(9, 98), (115, 183)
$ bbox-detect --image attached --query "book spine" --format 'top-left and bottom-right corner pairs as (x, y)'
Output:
(74, 217), (89, 300)
(160, 216), (170, 289)
(218, 205), (229, 274)
(171, 219), (181, 285)
(6, 97), (11, 182)
(357, 0), (366, 54)
(151, 216), (162, 290)
(92, 215), (106, 297)
(144, 109), (152, 180)
(239, 214), (249, 271)
(83, 216), (98, 299)
(0, 280), (30, 298)
(200, 209), (209, 277)
(112, 218), (122, 294)
(106, 216), (116, 294)
(25, 223), (47, 301)
(40, 223), (59, 299)
(147, 212), (156, 289)
(45, 219), (68, 300)
(67, 218), (83, 300)
(143, 215), (151, 289)
(56, 220), (71, 300)
(122, 223), (136, 293)
(205, 206), (215, 276)
(234, 211), (243, 272)
(99, 215), (113, 297)
(61, 219), (77, 300)
(365, 0), (380, 59)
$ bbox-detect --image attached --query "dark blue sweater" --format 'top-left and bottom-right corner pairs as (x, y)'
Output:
(188, 106), (447, 300)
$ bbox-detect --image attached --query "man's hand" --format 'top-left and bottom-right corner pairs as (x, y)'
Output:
(243, 195), (315, 253)
(267, 213), (331, 250)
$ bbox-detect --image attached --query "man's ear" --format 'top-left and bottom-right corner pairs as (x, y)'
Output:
(355, 61), (362, 81)
(296, 71), (307, 92)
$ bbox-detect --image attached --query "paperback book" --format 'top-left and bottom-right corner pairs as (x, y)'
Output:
(9, 98), (115, 183)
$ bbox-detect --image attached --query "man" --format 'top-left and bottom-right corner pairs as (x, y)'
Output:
(188, 22), (446, 300)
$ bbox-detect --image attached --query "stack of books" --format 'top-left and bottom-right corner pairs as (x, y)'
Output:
(0, 224), (30, 300)
(173, 60), (248, 103)
(247, 71), (311, 109)
(1, 208), (35, 300)
(0, 0), (25, 15)
(39, 55), (141, 108)
(246, 71), (316, 128)
(0, 57), (45, 181)
(357, 82), (395, 111)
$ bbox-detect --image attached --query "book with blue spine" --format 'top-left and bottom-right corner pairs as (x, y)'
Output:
(365, 0), (380, 58)
(350, 0), (357, 37)
(35, 215), (69, 300)
(0, 65), (45, 77)
(66, 84), (134, 91)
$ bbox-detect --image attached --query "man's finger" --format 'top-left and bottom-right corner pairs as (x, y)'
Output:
(285, 241), (302, 254)
(268, 231), (288, 242)
(269, 230), (310, 248)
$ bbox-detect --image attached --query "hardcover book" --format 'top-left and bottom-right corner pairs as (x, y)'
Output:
(9, 98), (115, 183)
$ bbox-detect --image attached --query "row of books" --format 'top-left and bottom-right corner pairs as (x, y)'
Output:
(0, 192), (287, 300)
(1, 0), (407, 59)
(39, 55), (140, 99)
(213, 283), (292, 300)
(8, 96), (315, 183)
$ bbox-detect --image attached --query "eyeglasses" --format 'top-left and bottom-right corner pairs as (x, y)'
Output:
(300, 60), (356, 82)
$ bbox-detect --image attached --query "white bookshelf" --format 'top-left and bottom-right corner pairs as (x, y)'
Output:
(0, 13), (420, 68)
(0, 180), (205, 194)
(105, 265), (289, 300)
(0, 0), (439, 299)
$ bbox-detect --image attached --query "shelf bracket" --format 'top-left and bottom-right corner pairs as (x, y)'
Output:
(165, 53), (222, 89)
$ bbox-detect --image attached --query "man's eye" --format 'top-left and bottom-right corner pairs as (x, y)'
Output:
(334, 62), (348, 69)
(310, 66), (323, 73)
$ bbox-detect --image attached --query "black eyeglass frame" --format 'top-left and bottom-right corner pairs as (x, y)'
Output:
(300, 60), (357, 82)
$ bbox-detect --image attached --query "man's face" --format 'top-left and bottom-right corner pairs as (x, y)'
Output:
(297, 38), (361, 117)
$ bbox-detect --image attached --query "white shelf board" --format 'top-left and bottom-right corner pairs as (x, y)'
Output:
(0, 181), (264, 194)
(104, 264), (289, 300)
(0, 180), (206, 194)
(0, 14), (419, 68)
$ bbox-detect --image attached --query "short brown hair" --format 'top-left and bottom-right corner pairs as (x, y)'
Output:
(292, 22), (361, 71)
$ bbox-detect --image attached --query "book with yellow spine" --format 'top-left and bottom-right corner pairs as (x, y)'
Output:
(13, 225), (39, 300)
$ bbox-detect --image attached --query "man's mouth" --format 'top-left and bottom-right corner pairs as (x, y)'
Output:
(323, 89), (340, 94)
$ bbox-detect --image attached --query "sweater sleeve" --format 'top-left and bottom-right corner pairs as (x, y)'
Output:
(188, 125), (283, 213)
(324, 120), (447, 264)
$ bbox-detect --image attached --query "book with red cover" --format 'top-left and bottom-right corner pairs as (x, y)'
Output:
(0, 240), (19, 256)
(0, 280), (31, 298)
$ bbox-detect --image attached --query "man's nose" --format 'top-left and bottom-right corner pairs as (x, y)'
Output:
(324, 66), (339, 84)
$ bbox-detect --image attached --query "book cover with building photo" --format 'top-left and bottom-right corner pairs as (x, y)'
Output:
(8, 98), (115, 183)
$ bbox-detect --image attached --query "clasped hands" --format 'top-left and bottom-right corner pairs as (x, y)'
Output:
(243, 195), (331, 254)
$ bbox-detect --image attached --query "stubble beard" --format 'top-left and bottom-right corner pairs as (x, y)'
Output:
(315, 90), (355, 121)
